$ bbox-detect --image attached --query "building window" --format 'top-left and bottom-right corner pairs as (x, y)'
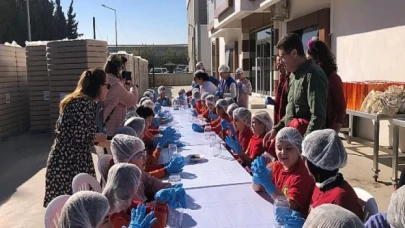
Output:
(293, 25), (319, 53)
(254, 27), (274, 95)
(211, 41), (216, 76)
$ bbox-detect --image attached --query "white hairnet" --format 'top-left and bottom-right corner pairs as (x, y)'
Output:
(225, 97), (235, 105)
(192, 89), (201, 100)
(141, 100), (155, 110)
(216, 99), (228, 111)
(146, 89), (155, 95)
(111, 134), (145, 163)
(387, 185), (405, 227)
(201, 92), (210, 101)
(114, 126), (137, 137)
(303, 204), (364, 228)
(206, 94), (216, 106)
(227, 103), (239, 116)
(143, 91), (154, 100)
(252, 110), (273, 132)
(124, 116), (145, 137)
(102, 163), (142, 213)
(139, 96), (151, 105)
(196, 62), (205, 71)
(58, 191), (110, 228)
(235, 68), (244, 76)
(178, 88), (186, 95)
(233, 107), (251, 126)
(276, 127), (303, 153)
(218, 64), (230, 73)
(302, 129), (347, 171)
(158, 86), (166, 94)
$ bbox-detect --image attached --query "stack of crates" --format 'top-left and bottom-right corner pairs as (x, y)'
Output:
(46, 40), (108, 129)
(26, 44), (50, 132)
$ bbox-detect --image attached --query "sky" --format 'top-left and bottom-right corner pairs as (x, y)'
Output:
(60, 0), (188, 45)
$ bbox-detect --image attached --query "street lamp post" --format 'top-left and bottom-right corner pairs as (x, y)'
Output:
(101, 4), (118, 50)
(26, 0), (32, 41)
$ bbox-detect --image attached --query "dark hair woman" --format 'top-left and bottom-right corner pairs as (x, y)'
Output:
(103, 55), (139, 136)
(306, 38), (346, 132)
(44, 69), (110, 207)
(194, 70), (218, 95)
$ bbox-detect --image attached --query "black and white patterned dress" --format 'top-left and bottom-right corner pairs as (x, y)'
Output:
(43, 96), (97, 207)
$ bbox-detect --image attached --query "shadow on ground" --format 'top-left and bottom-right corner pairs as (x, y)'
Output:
(0, 132), (52, 205)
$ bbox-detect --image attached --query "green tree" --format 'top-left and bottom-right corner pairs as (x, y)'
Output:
(54, 0), (67, 39)
(165, 47), (176, 64)
(66, 0), (81, 39)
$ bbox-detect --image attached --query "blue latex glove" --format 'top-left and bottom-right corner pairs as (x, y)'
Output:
(237, 83), (243, 89)
(173, 133), (181, 140)
(215, 91), (223, 98)
(153, 93), (158, 102)
(225, 136), (242, 154)
(162, 100), (169, 106)
(192, 123), (204, 132)
(191, 99), (196, 107)
(284, 210), (305, 228)
(275, 206), (293, 224)
(154, 103), (162, 113)
(251, 157), (276, 195)
(152, 117), (160, 128)
(161, 127), (174, 135)
(174, 140), (186, 148)
(155, 187), (186, 208)
(165, 116), (173, 124)
(265, 96), (275, 105)
(165, 156), (185, 174)
(209, 110), (217, 121)
(158, 111), (165, 117)
(191, 109), (198, 117)
(220, 119), (228, 131)
(157, 128), (176, 149)
(220, 120), (236, 136)
(128, 205), (157, 228)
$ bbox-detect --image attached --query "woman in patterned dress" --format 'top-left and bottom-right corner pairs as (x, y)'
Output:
(43, 69), (110, 207)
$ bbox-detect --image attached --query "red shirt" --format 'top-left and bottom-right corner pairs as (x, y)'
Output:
(238, 127), (254, 152)
(247, 134), (265, 159)
(327, 72), (346, 128)
(211, 114), (231, 135)
(195, 100), (203, 111)
(310, 181), (363, 219)
(269, 160), (315, 217)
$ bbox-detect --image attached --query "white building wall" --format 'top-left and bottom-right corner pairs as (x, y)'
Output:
(199, 25), (212, 75)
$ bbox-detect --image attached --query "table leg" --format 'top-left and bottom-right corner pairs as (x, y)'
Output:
(392, 125), (400, 185)
(373, 120), (380, 182)
(348, 113), (353, 144)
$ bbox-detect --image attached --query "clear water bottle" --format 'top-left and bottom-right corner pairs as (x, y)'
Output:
(274, 196), (291, 228)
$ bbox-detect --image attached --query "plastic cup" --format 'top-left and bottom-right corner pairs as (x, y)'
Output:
(167, 208), (184, 228)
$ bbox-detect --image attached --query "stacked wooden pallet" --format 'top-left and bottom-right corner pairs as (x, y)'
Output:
(46, 39), (107, 129)
(15, 47), (29, 130)
(26, 44), (50, 132)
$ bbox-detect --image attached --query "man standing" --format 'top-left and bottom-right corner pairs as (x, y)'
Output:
(216, 64), (237, 101)
(235, 68), (252, 108)
(265, 33), (328, 142)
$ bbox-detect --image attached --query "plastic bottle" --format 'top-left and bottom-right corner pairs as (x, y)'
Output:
(274, 196), (291, 227)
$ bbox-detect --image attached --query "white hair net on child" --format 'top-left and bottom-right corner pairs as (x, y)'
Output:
(114, 126), (137, 137)
(139, 96), (151, 106)
(201, 92), (210, 101)
(192, 89), (201, 100)
(206, 94), (216, 106)
(178, 88), (186, 95)
(158, 86), (166, 94)
(387, 185), (405, 228)
(235, 68), (244, 76)
(252, 110), (273, 132)
(111, 134), (145, 163)
(218, 64), (230, 73)
(58, 191), (110, 228)
(225, 97), (235, 105)
(146, 89), (155, 95)
(143, 91), (154, 100)
(302, 129), (347, 171)
(124, 117), (145, 137)
(196, 62), (205, 71)
(276, 127), (303, 153)
(141, 100), (155, 110)
(233, 107), (251, 126)
(227, 103), (239, 116)
(216, 99), (228, 111)
(102, 163), (142, 213)
(303, 204), (364, 228)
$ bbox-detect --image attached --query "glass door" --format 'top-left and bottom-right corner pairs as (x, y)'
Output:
(255, 39), (273, 95)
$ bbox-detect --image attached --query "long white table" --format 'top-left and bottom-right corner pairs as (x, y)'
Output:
(159, 107), (276, 227)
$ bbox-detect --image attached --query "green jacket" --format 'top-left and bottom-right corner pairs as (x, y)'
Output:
(274, 60), (328, 136)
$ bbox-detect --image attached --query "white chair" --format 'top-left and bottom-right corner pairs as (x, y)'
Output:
(354, 187), (379, 222)
(44, 195), (70, 228)
(72, 173), (102, 193)
(98, 154), (113, 188)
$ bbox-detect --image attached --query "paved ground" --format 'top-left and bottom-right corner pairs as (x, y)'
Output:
(0, 86), (395, 227)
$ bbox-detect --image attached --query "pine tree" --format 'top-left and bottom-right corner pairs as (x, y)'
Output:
(66, 0), (80, 39)
(54, 0), (67, 39)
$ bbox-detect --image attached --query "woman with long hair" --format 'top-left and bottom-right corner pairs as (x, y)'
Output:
(44, 69), (110, 207)
(307, 38), (346, 132)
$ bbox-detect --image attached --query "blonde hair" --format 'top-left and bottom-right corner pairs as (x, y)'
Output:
(59, 69), (106, 113)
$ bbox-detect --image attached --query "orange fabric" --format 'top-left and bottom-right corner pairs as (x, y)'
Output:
(238, 127), (254, 152)
(146, 148), (161, 166)
(145, 164), (167, 178)
(246, 134), (265, 160)
(269, 160), (315, 218)
(110, 201), (168, 228)
(196, 100), (203, 112)
(197, 104), (207, 114)
(211, 114), (231, 135)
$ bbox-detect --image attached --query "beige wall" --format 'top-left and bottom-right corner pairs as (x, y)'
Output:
(150, 73), (194, 86)
(187, 0), (195, 72)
